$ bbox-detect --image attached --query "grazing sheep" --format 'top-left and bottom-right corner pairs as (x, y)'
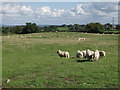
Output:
(82, 38), (85, 40)
(6, 79), (10, 83)
(19, 36), (24, 39)
(76, 50), (83, 58)
(93, 50), (100, 60)
(78, 38), (85, 41)
(86, 49), (94, 60)
(57, 50), (70, 58)
(99, 51), (106, 57)
(81, 50), (87, 58)
(78, 38), (81, 40)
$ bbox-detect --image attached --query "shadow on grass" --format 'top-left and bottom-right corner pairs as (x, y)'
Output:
(76, 60), (94, 63)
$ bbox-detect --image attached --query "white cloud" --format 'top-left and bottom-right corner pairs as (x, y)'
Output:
(1, 2), (118, 25)
(19, 5), (33, 15)
(35, 6), (65, 17)
(74, 4), (89, 15)
(2, 3), (33, 16)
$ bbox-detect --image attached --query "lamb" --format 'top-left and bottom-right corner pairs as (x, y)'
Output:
(93, 50), (100, 60)
(57, 50), (70, 58)
(99, 51), (106, 57)
(76, 50), (83, 58)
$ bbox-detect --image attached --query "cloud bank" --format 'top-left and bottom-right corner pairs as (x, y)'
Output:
(1, 2), (118, 25)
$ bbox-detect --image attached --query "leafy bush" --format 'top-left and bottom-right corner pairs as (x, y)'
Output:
(85, 23), (104, 33)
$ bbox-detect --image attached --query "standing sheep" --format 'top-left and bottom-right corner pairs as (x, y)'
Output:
(57, 50), (70, 58)
(86, 49), (94, 60)
(93, 50), (100, 60)
(99, 51), (106, 57)
(76, 50), (83, 58)
(81, 50), (87, 58)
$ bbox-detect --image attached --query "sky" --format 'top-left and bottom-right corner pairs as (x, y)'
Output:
(1, 2), (119, 25)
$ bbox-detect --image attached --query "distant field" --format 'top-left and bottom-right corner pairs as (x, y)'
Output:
(104, 30), (120, 34)
(2, 32), (118, 88)
(57, 27), (68, 31)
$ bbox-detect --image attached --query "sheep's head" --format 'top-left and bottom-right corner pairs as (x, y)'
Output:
(57, 50), (61, 53)
(95, 50), (99, 52)
(77, 50), (80, 53)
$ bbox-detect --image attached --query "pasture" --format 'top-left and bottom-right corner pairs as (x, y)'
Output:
(2, 32), (118, 88)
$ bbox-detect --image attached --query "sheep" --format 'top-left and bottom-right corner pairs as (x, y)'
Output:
(82, 38), (85, 40)
(78, 38), (85, 41)
(67, 36), (70, 38)
(81, 50), (87, 58)
(78, 38), (81, 40)
(93, 50), (100, 60)
(76, 50), (83, 58)
(19, 36), (24, 39)
(86, 49), (94, 60)
(99, 51), (106, 57)
(57, 50), (70, 58)
(6, 79), (10, 83)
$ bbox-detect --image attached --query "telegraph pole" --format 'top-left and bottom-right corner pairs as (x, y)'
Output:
(112, 17), (115, 30)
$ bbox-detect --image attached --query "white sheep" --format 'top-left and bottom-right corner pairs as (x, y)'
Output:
(6, 79), (10, 83)
(99, 51), (106, 57)
(57, 50), (70, 58)
(76, 50), (83, 58)
(78, 38), (85, 41)
(93, 50), (100, 60)
(81, 50), (87, 58)
(86, 49), (94, 60)
(82, 38), (85, 40)
(78, 38), (81, 40)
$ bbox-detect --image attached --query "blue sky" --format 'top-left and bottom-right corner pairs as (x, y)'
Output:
(1, 2), (118, 25)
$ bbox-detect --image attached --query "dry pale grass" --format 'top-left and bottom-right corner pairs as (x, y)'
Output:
(2, 35), (88, 46)
(2, 33), (118, 50)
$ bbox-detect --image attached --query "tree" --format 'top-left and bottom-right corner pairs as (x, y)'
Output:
(61, 24), (66, 27)
(22, 23), (39, 34)
(49, 25), (57, 32)
(104, 23), (112, 30)
(115, 25), (120, 30)
(85, 23), (104, 33)
(13, 26), (24, 34)
(69, 24), (85, 32)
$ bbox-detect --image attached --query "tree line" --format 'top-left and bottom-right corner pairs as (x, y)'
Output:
(1, 22), (120, 35)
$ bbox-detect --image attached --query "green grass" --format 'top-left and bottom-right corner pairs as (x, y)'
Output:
(2, 32), (118, 88)
(57, 27), (68, 31)
(104, 30), (120, 34)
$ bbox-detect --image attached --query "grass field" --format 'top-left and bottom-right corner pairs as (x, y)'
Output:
(2, 32), (118, 88)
